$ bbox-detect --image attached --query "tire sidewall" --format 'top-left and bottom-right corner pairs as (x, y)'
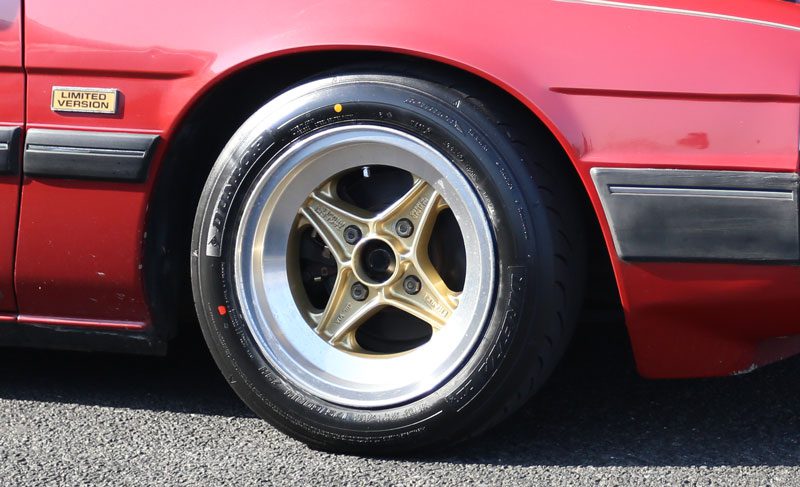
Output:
(191, 75), (556, 451)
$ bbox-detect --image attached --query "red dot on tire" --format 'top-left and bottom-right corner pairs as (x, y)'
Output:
(217, 305), (227, 316)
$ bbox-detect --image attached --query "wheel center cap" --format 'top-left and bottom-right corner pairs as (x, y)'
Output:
(367, 247), (392, 272)
(356, 239), (397, 284)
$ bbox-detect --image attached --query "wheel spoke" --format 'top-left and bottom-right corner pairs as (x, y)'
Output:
(313, 268), (378, 344)
(377, 178), (444, 249)
(298, 188), (368, 265)
(385, 262), (458, 329)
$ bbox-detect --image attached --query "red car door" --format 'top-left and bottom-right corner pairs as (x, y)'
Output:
(0, 2), (23, 314)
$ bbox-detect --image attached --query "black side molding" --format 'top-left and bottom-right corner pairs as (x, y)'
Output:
(591, 168), (800, 263)
(0, 126), (21, 175)
(24, 129), (159, 182)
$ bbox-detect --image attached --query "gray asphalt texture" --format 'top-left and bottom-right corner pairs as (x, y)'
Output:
(1, 322), (799, 486)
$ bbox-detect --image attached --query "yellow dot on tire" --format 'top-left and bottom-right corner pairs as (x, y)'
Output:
(334, 103), (343, 113)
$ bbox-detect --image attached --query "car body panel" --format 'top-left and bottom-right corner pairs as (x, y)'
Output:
(9, 0), (800, 376)
(0, 0), (23, 312)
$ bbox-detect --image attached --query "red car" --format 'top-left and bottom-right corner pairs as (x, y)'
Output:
(1, 0), (799, 453)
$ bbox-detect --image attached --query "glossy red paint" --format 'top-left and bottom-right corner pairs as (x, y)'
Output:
(15, 177), (153, 322)
(619, 262), (800, 377)
(6, 0), (800, 376)
(0, 1), (22, 312)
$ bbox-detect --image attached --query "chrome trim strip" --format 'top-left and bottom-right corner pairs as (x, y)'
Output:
(26, 144), (146, 157)
(557, 0), (800, 33)
(607, 185), (795, 200)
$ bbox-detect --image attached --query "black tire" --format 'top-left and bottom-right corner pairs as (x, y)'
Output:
(191, 70), (585, 454)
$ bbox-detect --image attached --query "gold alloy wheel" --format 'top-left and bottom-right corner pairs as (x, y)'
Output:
(193, 74), (587, 452)
(234, 125), (495, 407)
(296, 176), (458, 352)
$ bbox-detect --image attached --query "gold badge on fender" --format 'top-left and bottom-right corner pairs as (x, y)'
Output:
(51, 87), (119, 114)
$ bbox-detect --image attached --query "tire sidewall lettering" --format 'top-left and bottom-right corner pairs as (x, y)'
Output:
(192, 77), (550, 450)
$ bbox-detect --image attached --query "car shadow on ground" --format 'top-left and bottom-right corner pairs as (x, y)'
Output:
(0, 321), (798, 467)
(441, 323), (800, 467)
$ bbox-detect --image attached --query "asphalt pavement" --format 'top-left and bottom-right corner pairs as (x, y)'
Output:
(1, 322), (799, 486)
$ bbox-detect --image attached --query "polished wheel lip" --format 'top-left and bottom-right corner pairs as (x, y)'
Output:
(234, 124), (495, 408)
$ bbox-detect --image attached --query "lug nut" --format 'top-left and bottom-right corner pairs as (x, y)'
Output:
(395, 218), (414, 238)
(351, 282), (368, 301)
(343, 225), (362, 245)
(403, 275), (421, 295)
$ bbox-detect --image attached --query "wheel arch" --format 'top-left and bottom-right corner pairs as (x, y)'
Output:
(144, 49), (621, 342)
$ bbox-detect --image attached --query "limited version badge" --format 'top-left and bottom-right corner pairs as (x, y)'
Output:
(51, 87), (119, 114)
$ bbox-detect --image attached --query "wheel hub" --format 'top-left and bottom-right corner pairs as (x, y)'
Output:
(356, 238), (397, 284)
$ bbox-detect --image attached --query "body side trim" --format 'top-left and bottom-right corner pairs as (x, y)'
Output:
(591, 168), (800, 262)
(23, 129), (159, 182)
(0, 126), (20, 174)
